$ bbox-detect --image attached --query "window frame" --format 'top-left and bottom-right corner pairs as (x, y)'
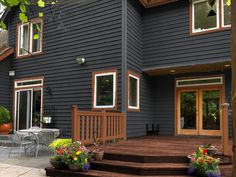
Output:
(127, 71), (140, 112)
(92, 69), (117, 110)
(190, 0), (231, 35)
(221, 0), (231, 28)
(16, 18), (43, 58)
(191, 0), (220, 34)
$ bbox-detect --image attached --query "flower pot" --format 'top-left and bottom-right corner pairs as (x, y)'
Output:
(206, 147), (218, 155)
(68, 164), (82, 171)
(0, 123), (11, 135)
(82, 163), (91, 172)
(50, 159), (65, 169)
(94, 151), (104, 161)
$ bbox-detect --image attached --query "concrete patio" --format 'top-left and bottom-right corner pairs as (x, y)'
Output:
(0, 146), (52, 177)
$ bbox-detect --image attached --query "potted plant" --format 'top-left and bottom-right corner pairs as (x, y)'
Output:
(49, 139), (72, 169)
(61, 141), (91, 171)
(200, 144), (218, 155)
(0, 106), (11, 135)
(91, 140), (104, 161)
(188, 147), (221, 177)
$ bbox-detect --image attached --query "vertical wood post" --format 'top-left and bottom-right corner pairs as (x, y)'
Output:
(71, 105), (78, 142)
(101, 110), (107, 143)
(221, 103), (230, 156)
(121, 113), (126, 140)
(231, 0), (236, 175)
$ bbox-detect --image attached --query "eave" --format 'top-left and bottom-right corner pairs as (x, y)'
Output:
(0, 47), (14, 62)
(139, 0), (178, 8)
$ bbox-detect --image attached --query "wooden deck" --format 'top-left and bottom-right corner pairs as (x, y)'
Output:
(104, 136), (233, 156)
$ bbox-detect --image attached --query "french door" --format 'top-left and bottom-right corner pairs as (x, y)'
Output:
(177, 88), (222, 136)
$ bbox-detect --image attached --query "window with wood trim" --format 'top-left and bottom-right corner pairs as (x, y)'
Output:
(191, 0), (231, 34)
(17, 18), (43, 57)
(128, 71), (140, 111)
(93, 70), (117, 109)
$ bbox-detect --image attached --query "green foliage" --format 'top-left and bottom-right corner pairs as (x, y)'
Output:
(0, 106), (11, 124)
(0, 0), (57, 30)
(49, 139), (72, 151)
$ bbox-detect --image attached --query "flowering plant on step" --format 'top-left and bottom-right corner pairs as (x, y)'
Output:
(188, 146), (221, 177)
(60, 141), (91, 171)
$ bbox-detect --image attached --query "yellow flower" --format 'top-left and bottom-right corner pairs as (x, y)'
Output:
(85, 158), (88, 163)
(76, 151), (81, 155)
(74, 157), (78, 161)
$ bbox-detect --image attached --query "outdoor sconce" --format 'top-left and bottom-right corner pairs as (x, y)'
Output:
(208, 0), (216, 16)
(9, 70), (15, 77)
(76, 57), (86, 65)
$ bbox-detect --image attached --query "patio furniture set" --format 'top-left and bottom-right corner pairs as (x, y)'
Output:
(0, 127), (60, 158)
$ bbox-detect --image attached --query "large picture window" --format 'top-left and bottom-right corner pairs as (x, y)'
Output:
(127, 71), (140, 111)
(191, 0), (231, 34)
(17, 18), (43, 57)
(93, 70), (117, 109)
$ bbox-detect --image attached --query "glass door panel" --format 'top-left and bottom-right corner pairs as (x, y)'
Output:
(16, 90), (33, 130)
(199, 89), (221, 136)
(179, 91), (198, 134)
(32, 89), (42, 127)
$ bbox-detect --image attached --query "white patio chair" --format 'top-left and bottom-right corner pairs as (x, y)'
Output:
(35, 130), (55, 157)
(8, 131), (37, 158)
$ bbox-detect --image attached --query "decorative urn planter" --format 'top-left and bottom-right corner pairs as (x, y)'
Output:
(49, 159), (65, 169)
(0, 123), (11, 134)
(68, 164), (82, 171)
(94, 151), (104, 161)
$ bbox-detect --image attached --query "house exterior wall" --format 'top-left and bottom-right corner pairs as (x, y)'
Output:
(142, 0), (231, 70)
(127, 0), (155, 138)
(0, 58), (10, 108)
(154, 70), (232, 136)
(7, 0), (123, 137)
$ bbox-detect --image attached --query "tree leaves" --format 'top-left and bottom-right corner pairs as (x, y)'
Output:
(39, 12), (43, 17)
(38, 0), (45, 7)
(226, 0), (231, 6)
(33, 34), (39, 40)
(19, 12), (28, 23)
(0, 21), (7, 30)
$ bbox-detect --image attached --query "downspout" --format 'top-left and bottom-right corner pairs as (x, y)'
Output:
(121, 0), (127, 139)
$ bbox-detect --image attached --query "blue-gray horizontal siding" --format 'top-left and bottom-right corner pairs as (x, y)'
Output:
(142, 0), (231, 69)
(7, 0), (122, 137)
(0, 58), (10, 109)
(127, 0), (154, 138)
(154, 70), (232, 136)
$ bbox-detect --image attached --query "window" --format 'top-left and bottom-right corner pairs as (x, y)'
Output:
(222, 0), (231, 27)
(176, 76), (223, 88)
(15, 78), (43, 88)
(128, 71), (140, 111)
(191, 0), (231, 34)
(17, 18), (43, 57)
(93, 70), (117, 109)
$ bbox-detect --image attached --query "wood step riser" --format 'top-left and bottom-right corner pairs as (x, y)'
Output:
(104, 153), (189, 163)
(91, 162), (188, 176)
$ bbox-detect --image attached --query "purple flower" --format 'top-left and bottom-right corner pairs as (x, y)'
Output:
(207, 171), (221, 177)
(82, 163), (91, 172)
(188, 166), (196, 175)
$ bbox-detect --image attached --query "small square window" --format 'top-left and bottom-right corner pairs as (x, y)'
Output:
(192, 0), (219, 33)
(93, 71), (117, 109)
(128, 72), (140, 111)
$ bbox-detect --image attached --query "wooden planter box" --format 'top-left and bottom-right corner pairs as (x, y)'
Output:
(45, 167), (92, 177)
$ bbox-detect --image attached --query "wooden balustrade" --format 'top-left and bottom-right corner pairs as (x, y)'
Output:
(71, 105), (126, 144)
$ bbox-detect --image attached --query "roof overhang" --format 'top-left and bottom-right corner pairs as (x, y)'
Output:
(0, 47), (14, 62)
(143, 61), (231, 76)
(139, 0), (178, 8)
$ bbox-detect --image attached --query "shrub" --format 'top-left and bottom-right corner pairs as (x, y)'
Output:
(0, 106), (11, 124)
(49, 139), (72, 151)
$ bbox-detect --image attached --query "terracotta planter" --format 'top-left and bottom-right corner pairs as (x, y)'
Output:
(0, 123), (11, 135)
(94, 151), (104, 161)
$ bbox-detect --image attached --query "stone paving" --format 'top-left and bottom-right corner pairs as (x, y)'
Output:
(0, 146), (53, 177)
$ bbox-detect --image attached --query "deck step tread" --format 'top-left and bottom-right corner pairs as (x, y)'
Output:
(92, 160), (189, 169)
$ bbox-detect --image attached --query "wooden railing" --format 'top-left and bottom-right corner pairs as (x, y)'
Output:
(71, 105), (126, 144)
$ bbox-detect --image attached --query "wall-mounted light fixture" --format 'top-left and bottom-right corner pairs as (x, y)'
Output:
(76, 58), (86, 65)
(9, 70), (15, 77)
(208, 0), (216, 16)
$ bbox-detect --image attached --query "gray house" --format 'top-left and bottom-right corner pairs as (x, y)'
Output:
(0, 0), (232, 138)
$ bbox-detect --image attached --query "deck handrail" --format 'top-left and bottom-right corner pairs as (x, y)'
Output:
(71, 105), (126, 144)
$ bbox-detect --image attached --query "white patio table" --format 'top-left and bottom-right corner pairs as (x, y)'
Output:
(19, 127), (60, 138)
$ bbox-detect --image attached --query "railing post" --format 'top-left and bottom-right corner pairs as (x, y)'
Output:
(101, 110), (107, 143)
(121, 113), (126, 140)
(71, 105), (78, 142)
(221, 103), (230, 156)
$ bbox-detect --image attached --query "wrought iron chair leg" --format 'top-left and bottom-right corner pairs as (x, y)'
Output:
(8, 142), (13, 157)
